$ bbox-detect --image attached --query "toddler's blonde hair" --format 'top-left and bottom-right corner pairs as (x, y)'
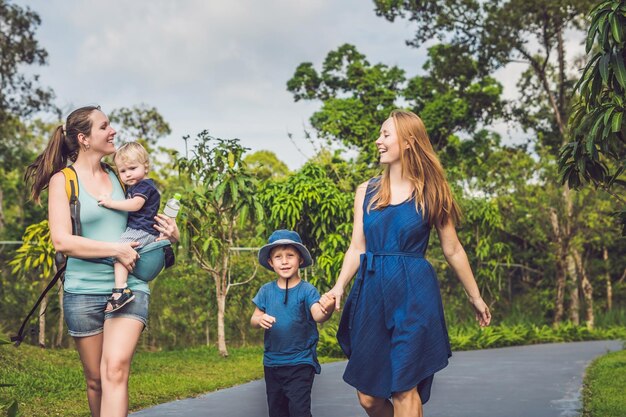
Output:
(114, 142), (150, 172)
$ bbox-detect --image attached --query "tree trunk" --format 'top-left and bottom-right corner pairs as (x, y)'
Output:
(55, 280), (64, 347)
(525, 23), (578, 328)
(554, 257), (566, 325)
(549, 209), (566, 325)
(566, 253), (580, 325)
(39, 294), (48, 348)
(603, 247), (612, 311)
(240, 325), (247, 347)
(507, 273), (512, 302)
(561, 184), (580, 327)
(0, 184), (5, 230)
(556, 25), (567, 130)
(216, 291), (228, 357)
(573, 249), (594, 328)
(206, 322), (210, 346)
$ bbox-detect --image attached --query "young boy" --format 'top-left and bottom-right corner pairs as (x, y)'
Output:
(98, 142), (160, 312)
(251, 229), (335, 417)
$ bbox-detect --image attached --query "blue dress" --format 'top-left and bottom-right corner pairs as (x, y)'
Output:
(337, 178), (451, 403)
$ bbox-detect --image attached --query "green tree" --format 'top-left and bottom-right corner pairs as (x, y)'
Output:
(0, 118), (49, 237)
(0, 0), (56, 125)
(177, 133), (264, 356)
(0, 119), (50, 345)
(259, 161), (354, 290)
(287, 43), (503, 164)
(405, 43), (504, 151)
(568, 186), (621, 327)
(1, 0), (56, 233)
(109, 104), (172, 148)
(147, 262), (216, 349)
(8, 220), (58, 347)
(243, 150), (290, 181)
(560, 0), (626, 234)
(287, 44), (405, 163)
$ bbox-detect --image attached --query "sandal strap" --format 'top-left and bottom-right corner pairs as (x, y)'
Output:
(106, 289), (133, 309)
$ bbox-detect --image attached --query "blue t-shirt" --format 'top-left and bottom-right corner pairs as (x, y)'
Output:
(252, 280), (321, 373)
(126, 179), (160, 236)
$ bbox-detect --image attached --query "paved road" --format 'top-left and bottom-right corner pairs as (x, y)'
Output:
(131, 340), (623, 417)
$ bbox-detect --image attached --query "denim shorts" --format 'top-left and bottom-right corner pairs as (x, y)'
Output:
(63, 290), (149, 337)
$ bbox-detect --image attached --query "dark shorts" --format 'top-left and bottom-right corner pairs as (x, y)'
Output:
(63, 290), (149, 337)
(264, 364), (315, 417)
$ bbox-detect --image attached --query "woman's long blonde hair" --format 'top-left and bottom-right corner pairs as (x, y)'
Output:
(368, 109), (461, 228)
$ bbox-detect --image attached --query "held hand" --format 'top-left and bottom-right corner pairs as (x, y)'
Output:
(115, 242), (140, 272)
(154, 214), (180, 243)
(259, 313), (276, 330)
(328, 285), (344, 311)
(469, 296), (491, 327)
(318, 293), (336, 315)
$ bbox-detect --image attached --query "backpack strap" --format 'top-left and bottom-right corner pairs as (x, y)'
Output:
(11, 264), (66, 346)
(62, 165), (78, 202)
(61, 166), (82, 236)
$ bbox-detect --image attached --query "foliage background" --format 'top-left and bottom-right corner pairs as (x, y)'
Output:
(0, 0), (624, 358)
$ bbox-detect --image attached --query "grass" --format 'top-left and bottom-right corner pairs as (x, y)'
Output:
(1, 318), (624, 416)
(0, 343), (338, 417)
(582, 348), (626, 417)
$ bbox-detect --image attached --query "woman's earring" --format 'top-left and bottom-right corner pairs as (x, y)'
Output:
(85, 143), (90, 149)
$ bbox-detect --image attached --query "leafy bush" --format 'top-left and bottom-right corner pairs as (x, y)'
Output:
(317, 323), (344, 358)
(317, 322), (626, 357)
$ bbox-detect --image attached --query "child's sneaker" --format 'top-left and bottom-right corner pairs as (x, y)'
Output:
(105, 287), (135, 312)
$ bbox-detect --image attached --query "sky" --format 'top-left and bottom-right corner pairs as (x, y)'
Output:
(16, 0), (584, 169)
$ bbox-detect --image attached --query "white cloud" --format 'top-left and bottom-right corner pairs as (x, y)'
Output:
(20, 0), (424, 168)
(15, 0), (586, 169)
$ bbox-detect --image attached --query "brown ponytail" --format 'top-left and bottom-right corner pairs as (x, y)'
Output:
(25, 105), (100, 202)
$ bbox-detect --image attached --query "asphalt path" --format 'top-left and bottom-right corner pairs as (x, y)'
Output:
(131, 340), (623, 417)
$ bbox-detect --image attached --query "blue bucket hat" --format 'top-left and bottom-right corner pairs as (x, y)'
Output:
(258, 230), (313, 271)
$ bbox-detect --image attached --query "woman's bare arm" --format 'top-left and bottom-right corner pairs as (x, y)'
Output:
(328, 181), (368, 310)
(437, 220), (491, 327)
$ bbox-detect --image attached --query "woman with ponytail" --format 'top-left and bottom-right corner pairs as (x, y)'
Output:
(328, 110), (491, 417)
(25, 106), (179, 417)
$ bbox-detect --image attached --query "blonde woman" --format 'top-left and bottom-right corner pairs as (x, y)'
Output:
(328, 110), (491, 417)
